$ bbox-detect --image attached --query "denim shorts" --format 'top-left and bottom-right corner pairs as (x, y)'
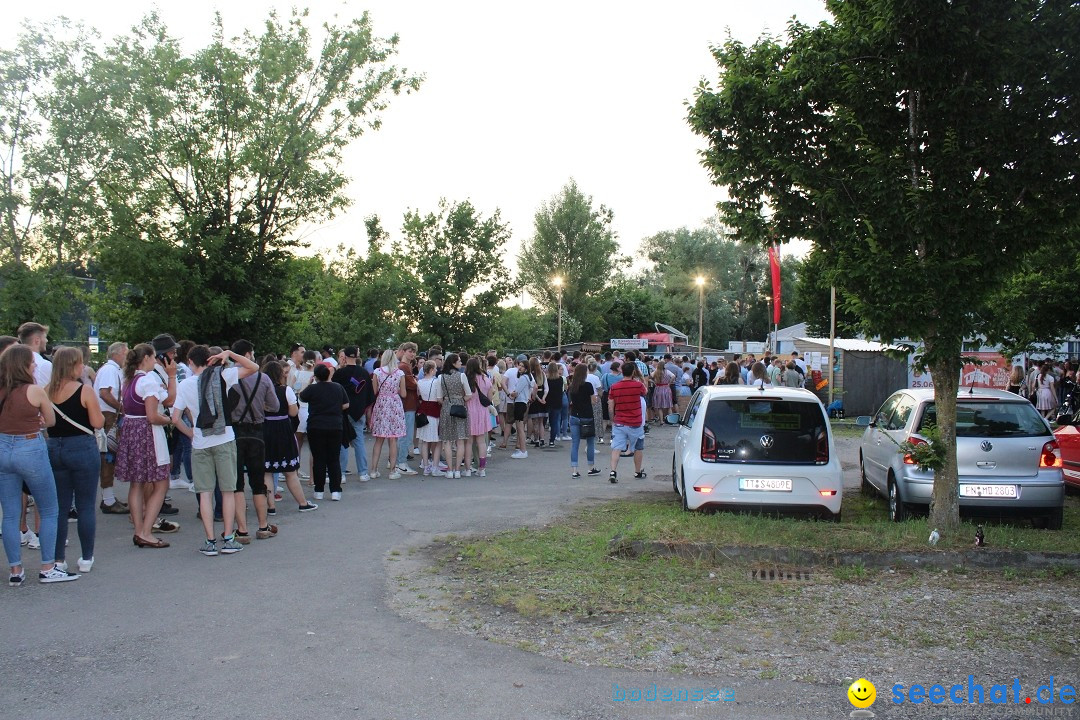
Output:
(611, 424), (645, 452)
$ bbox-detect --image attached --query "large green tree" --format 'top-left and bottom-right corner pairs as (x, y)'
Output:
(83, 10), (420, 347)
(689, 0), (1080, 531)
(396, 200), (515, 349)
(518, 179), (624, 340)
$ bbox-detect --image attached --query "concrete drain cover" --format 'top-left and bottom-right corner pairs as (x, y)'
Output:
(750, 567), (811, 582)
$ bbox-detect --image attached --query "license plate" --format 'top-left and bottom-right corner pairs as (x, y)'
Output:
(739, 478), (792, 492)
(959, 484), (1017, 498)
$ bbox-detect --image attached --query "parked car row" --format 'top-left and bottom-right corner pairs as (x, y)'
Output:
(667, 386), (1067, 529)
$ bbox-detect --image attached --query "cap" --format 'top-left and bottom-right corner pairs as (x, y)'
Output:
(344, 346), (359, 358)
(151, 334), (179, 354)
(516, 354), (528, 362)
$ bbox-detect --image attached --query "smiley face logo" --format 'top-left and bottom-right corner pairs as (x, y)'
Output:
(847, 678), (876, 708)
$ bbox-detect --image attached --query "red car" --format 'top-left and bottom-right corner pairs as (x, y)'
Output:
(1053, 423), (1080, 490)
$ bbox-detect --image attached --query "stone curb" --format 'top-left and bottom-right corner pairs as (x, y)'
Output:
(608, 537), (1080, 570)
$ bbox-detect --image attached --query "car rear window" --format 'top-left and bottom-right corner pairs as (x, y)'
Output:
(917, 401), (1048, 437)
(702, 398), (828, 464)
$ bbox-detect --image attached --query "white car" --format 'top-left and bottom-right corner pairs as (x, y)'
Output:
(669, 385), (844, 520)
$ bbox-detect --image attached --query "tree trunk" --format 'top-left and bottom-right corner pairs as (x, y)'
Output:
(926, 343), (962, 534)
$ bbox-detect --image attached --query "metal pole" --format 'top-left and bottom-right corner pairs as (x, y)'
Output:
(829, 285), (836, 405)
(698, 283), (704, 359)
(557, 288), (563, 352)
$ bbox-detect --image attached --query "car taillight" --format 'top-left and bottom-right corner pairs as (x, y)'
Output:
(903, 436), (927, 465)
(816, 429), (829, 464)
(1041, 440), (1062, 468)
(701, 427), (718, 462)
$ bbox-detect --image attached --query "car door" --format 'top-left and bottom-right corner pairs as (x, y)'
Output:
(675, 390), (704, 481)
(864, 393), (902, 485)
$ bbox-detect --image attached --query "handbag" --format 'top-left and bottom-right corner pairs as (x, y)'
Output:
(415, 412), (429, 428)
(443, 375), (468, 419)
(107, 417), (122, 452)
(578, 417), (596, 439)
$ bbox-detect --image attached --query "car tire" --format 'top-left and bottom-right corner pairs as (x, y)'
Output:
(888, 476), (908, 522)
(681, 473), (691, 512)
(672, 454), (679, 495)
(859, 453), (875, 496)
(830, 510), (842, 523)
(1041, 505), (1064, 531)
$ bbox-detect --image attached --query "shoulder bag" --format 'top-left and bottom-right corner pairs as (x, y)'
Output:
(415, 380), (431, 428)
(443, 375), (468, 419)
(51, 397), (108, 452)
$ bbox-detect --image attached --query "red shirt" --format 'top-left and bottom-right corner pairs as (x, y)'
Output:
(609, 378), (646, 426)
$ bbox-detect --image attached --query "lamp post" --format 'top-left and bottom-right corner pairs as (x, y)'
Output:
(695, 276), (705, 359)
(553, 276), (564, 352)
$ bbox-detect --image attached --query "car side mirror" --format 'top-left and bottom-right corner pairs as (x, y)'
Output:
(664, 412), (682, 426)
(855, 415), (873, 428)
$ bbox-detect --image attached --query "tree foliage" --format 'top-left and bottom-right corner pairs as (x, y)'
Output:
(688, 0), (1080, 530)
(397, 200), (515, 349)
(518, 179), (624, 339)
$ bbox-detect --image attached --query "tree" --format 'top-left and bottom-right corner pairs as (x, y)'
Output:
(689, 0), (1080, 532)
(788, 247), (859, 338)
(82, 10), (421, 347)
(397, 200), (515, 349)
(518, 180), (624, 339)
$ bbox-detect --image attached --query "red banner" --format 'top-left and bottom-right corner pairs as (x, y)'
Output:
(768, 245), (782, 325)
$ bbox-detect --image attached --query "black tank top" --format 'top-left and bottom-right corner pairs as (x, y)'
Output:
(50, 382), (92, 438)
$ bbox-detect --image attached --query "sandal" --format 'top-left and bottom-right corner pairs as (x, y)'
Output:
(634, 470), (648, 479)
(134, 535), (170, 548)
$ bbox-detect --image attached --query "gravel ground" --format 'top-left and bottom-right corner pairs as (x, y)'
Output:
(387, 435), (1080, 715)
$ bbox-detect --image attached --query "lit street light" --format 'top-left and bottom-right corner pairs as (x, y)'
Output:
(553, 276), (564, 351)
(695, 276), (706, 360)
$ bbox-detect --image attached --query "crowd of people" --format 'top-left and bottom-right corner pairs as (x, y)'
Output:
(9, 324), (774, 585)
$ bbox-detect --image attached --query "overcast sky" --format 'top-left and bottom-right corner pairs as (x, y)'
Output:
(8, 1), (828, 265)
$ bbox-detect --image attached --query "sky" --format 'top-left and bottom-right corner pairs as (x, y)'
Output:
(6, 0), (829, 265)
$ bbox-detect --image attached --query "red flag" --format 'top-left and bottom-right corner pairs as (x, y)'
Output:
(768, 245), (782, 325)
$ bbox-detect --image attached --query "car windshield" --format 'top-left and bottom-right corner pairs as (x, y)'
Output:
(917, 401), (1048, 437)
(703, 398), (828, 464)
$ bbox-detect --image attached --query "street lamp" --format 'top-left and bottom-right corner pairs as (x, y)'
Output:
(695, 276), (706, 360)
(552, 276), (564, 352)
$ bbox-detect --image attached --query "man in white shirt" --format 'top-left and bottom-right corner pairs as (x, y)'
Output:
(171, 346), (259, 556)
(17, 322), (52, 387)
(94, 342), (129, 513)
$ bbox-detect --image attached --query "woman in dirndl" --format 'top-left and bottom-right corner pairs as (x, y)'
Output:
(416, 360), (443, 475)
(114, 343), (174, 548)
(262, 361), (316, 511)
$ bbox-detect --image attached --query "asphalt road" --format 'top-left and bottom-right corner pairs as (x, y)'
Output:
(3, 425), (868, 720)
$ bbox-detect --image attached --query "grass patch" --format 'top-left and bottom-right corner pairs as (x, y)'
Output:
(612, 491), (1080, 554)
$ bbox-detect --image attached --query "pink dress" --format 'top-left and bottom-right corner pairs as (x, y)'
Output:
(371, 367), (406, 438)
(466, 374), (492, 436)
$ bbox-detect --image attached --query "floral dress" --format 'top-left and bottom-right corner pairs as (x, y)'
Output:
(438, 372), (470, 442)
(371, 367), (406, 438)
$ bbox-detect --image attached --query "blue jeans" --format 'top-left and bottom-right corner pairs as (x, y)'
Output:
(340, 415), (368, 476)
(569, 416), (595, 467)
(48, 434), (99, 562)
(170, 429), (192, 479)
(0, 432), (59, 567)
(561, 393), (570, 434)
(396, 410), (416, 465)
(548, 406), (566, 444)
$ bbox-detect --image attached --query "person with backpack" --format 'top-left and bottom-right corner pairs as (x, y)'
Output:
(170, 345), (258, 556)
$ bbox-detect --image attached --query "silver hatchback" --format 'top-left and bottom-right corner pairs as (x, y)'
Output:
(858, 388), (1064, 528)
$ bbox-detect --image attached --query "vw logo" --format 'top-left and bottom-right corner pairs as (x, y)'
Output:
(981, 441), (993, 452)
(760, 435), (775, 449)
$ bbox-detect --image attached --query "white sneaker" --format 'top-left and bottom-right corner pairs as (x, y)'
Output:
(431, 469), (446, 477)
(77, 557), (94, 573)
(343, 469), (352, 475)
(331, 492), (342, 501)
(22, 530), (40, 549)
(359, 474), (370, 482)
(313, 491), (324, 500)
(55, 561), (68, 573)
(511, 450), (528, 459)
(452, 470), (461, 479)
(478, 469), (486, 477)
(396, 464), (417, 476)
(169, 478), (194, 490)
(462, 469), (472, 478)
(39, 566), (79, 583)
(412, 447), (420, 455)
(388, 470), (402, 480)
